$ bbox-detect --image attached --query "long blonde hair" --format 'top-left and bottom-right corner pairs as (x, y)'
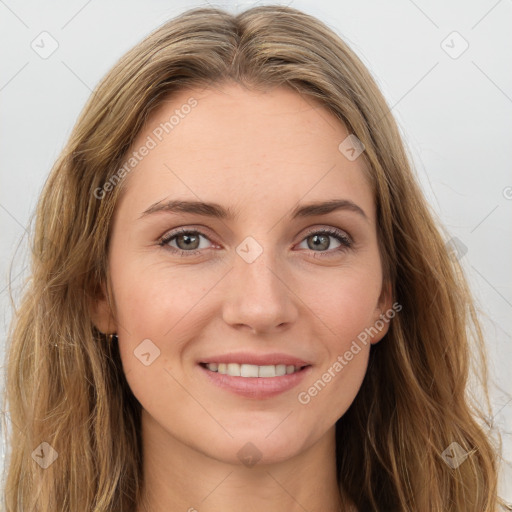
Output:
(2, 5), (507, 511)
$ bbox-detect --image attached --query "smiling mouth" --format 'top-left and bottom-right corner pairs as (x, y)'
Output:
(200, 362), (310, 378)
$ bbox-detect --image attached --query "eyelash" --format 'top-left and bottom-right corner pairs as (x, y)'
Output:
(158, 227), (353, 258)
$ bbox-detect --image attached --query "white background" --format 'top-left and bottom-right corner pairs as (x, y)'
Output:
(1, 0), (511, 504)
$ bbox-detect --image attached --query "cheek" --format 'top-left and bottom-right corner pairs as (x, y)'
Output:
(295, 264), (381, 413)
(108, 258), (223, 391)
(111, 255), (214, 336)
(308, 264), (383, 343)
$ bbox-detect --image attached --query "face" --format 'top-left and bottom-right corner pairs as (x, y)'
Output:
(93, 82), (391, 465)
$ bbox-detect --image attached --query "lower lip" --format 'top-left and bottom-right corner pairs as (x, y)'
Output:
(198, 364), (312, 399)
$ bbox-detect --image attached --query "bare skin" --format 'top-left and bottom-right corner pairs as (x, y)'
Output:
(92, 82), (391, 512)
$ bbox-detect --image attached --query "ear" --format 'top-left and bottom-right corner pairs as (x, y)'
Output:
(88, 280), (116, 334)
(370, 279), (394, 345)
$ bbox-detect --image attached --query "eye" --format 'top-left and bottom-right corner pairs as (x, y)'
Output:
(158, 226), (353, 258)
(159, 228), (212, 256)
(297, 227), (353, 258)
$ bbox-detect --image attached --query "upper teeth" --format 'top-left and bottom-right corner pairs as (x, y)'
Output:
(205, 363), (301, 377)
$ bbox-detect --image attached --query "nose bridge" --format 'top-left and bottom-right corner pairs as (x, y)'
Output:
(222, 235), (297, 333)
(238, 239), (282, 294)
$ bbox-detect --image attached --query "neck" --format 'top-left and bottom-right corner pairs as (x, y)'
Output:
(136, 410), (351, 512)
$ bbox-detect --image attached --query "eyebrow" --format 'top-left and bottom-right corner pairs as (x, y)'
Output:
(139, 198), (368, 222)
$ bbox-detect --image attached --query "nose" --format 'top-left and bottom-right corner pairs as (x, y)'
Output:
(221, 246), (299, 335)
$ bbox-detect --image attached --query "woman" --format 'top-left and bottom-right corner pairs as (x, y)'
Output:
(2, 5), (508, 511)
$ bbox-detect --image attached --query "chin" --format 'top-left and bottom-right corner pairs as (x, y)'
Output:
(198, 426), (311, 467)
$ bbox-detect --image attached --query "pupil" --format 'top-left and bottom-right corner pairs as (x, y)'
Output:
(311, 234), (328, 250)
(181, 234), (197, 249)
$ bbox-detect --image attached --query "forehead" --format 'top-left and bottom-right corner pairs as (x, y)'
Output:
(116, 82), (375, 223)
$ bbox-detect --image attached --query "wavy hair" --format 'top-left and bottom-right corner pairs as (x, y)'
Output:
(2, 5), (507, 511)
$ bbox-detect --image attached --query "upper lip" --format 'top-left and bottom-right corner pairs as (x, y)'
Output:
(199, 352), (312, 367)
